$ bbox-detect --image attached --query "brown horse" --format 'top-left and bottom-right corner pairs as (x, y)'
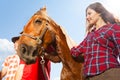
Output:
(17, 7), (83, 80)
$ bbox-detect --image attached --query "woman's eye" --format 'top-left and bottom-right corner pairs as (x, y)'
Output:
(88, 12), (91, 15)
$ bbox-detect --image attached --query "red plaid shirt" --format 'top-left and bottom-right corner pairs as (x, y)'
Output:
(71, 24), (120, 77)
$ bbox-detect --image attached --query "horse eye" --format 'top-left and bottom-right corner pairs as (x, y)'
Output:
(35, 19), (42, 24)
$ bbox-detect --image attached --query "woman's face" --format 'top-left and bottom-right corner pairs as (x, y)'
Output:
(86, 8), (100, 25)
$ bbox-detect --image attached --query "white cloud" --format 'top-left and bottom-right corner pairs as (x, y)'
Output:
(0, 39), (15, 62)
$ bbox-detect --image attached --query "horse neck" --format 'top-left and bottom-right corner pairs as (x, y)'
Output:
(57, 27), (79, 67)
(58, 33), (83, 74)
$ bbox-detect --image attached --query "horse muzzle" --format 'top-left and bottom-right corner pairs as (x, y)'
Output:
(18, 43), (38, 64)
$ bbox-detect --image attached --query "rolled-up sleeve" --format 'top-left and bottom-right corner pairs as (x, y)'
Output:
(70, 38), (87, 57)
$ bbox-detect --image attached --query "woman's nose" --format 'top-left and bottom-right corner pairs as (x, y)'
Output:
(86, 15), (90, 20)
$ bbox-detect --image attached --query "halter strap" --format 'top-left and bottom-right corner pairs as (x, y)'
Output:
(21, 27), (48, 44)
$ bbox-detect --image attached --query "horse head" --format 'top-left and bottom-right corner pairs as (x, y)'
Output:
(17, 7), (84, 80)
(17, 7), (61, 64)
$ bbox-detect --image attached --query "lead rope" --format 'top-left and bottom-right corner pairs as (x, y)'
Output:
(40, 55), (48, 80)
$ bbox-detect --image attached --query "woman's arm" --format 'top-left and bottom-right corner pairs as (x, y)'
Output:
(14, 64), (25, 80)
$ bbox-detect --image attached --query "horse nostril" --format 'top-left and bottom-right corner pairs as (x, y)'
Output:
(20, 44), (27, 54)
(21, 47), (26, 54)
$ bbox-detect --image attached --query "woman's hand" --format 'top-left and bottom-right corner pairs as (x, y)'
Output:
(15, 64), (25, 80)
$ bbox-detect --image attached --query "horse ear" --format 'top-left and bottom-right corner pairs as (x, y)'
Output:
(39, 6), (48, 17)
(20, 31), (23, 34)
(40, 6), (47, 11)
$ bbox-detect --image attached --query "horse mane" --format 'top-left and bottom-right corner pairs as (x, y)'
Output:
(46, 16), (77, 49)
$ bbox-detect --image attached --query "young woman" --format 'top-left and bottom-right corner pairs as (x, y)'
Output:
(70, 2), (120, 80)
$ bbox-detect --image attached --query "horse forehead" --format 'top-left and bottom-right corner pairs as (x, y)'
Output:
(35, 9), (48, 18)
(25, 9), (55, 32)
(25, 14), (48, 27)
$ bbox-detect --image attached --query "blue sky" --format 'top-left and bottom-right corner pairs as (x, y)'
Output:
(0, 0), (120, 80)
